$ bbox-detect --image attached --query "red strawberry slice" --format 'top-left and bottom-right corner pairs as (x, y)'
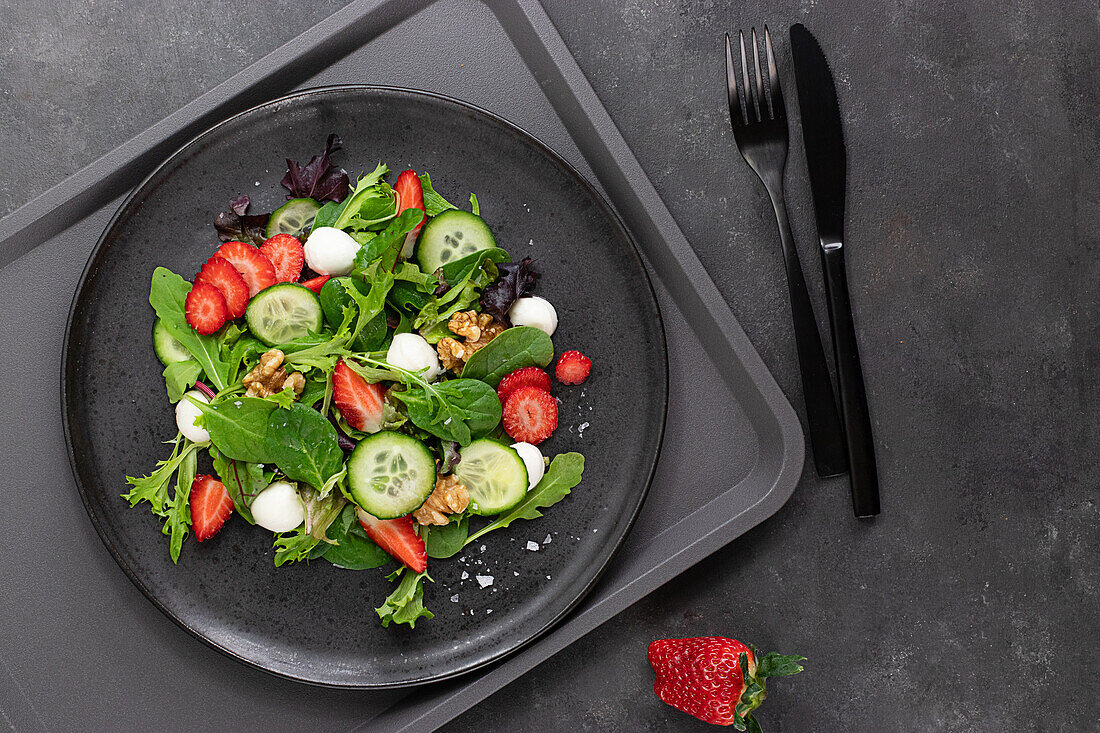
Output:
(648, 636), (804, 728)
(502, 385), (558, 444)
(190, 474), (234, 542)
(333, 359), (387, 432)
(394, 169), (426, 258)
(214, 241), (278, 296)
(300, 274), (331, 293)
(260, 233), (305, 283)
(555, 350), (591, 385)
(356, 510), (427, 573)
(184, 282), (228, 335)
(497, 366), (552, 405)
(194, 254), (249, 319)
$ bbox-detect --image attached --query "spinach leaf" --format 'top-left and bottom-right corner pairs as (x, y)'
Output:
(320, 504), (391, 570)
(376, 568), (433, 628)
(423, 516), (469, 559)
(210, 447), (265, 524)
(353, 208), (425, 272)
(460, 326), (554, 386)
(149, 267), (231, 390)
(166, 448), (197, 562)
(312, 200), (341, 229)
(439, 247), (509, 289)
(163, 360), (202, 403)
(191, 396), (277, 463)
(265, 402), (344, 488)
(465, 453), (584, 546)
(391, 379), (501, 445)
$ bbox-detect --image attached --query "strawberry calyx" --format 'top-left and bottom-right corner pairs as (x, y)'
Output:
(732, 650), (806, 731)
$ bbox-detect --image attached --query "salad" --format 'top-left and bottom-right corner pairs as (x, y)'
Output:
(124, 134), (593, 628)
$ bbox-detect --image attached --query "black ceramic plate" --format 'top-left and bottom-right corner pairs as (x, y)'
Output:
(63, 86), (667, 688)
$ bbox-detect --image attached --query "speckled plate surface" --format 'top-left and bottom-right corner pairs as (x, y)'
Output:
(62, 86), (667, 688)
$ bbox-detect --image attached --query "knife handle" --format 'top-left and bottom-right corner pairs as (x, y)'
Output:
(768, 190), (849, 477)
(820, 245), (880, 516)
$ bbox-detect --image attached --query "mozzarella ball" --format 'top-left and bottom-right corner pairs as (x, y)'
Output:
(304, 226), (361, 275)
(175, 390), (210, 443)
(508, 296), (558, 336)
(387, 332), (443, 382)
(511, 441), (545, 490)
(251, 481), (306, 533)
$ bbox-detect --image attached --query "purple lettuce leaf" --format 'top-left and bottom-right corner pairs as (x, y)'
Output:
(280, 133), (350, 203)
(230, 194), (251, 215)
(479, 257), (539, 324)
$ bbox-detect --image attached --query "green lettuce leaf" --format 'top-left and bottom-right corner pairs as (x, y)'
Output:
(376, 568), (434, 628)
(465, 453), (584, 546)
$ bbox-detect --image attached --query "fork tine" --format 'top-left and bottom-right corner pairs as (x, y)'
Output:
(764, 24), (785, 120)
(738, 31), (754, 122)
(724, 33), (743, 126)
(751, 27), (766, 120)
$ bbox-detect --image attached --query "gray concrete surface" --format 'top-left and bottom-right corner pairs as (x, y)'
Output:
(2, 0), (1097, 730)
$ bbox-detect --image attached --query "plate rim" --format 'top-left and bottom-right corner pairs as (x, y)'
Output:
(61, 83), (669, 688)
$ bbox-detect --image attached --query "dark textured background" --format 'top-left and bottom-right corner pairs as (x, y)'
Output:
(2, 0), (1097, 730)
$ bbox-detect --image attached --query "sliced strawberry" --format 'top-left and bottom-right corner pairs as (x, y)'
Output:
(214, 240), (278, 296)
(184, 282), (228, 335)
(194, 254), (249, 319)
(333, 359), (387, 432)
(502, 385), (558, 444)
(394, 169), (426, 258)
(497, 366), (552, 405)
(356, 510), (427, 573)
(260, 233), (305, 283)
(300, 274), (331, 294)
(555, 350), (592, 385)
(190, 474), (234, 542)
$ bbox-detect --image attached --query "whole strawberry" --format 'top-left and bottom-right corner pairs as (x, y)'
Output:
(648, 637), (803, 730)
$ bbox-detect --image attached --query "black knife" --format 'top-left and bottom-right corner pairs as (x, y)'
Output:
(789, 23), (880, 517)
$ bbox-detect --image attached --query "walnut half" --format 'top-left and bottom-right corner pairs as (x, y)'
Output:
(435, 311), (506, 373)
(413, 474), (470, 526)
(243, 349), (305, 398)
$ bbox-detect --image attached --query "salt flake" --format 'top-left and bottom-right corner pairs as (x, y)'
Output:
(526, 541), (540, 551)
(476, 574), (494, 588)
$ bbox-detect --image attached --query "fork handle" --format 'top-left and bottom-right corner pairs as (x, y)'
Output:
(767, 187), (849, 477)
(820, 245), (881, 516)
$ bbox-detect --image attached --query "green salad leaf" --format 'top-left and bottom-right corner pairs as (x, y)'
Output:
(392, 379), (501, 445)
(320, 504), (392, 570)
(465, 453), (584, 546)
(163, 360), (202, 403)
(149, 267), (231, 390)
(377, 568), (434, 628)
(210, 447), (266, 524)
(423, 516), (469, 559)
(461, 326), (554, 386)
(333, 163), (396, 231)
(265, 402), (345, 489)
(353, 208), (426, 272)
(191, 396), (279, 464)
(273, 488), (346, 566)
(123, 435), (200, 563)
(418, 172), (459, 217)
(166, 447), (197, 562)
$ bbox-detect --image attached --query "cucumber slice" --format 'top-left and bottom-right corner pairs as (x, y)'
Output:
(416, 210), (496, 273)
(245, 283), (323, 346)
(153, 318), (191, 365)
(347, 431), (436, 518)
(454, 439), (528, 516)
(266, 198), (321, 239)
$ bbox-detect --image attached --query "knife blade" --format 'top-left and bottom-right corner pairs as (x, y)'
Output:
(789, 23), (881, 517)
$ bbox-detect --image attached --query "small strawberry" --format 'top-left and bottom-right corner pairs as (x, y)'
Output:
(300, 274), (331, 293)
(393, 169), (426, 258)
(184, 282), (228, 334)
(260, 233), (305, 282)
(332, 359), (387, 433)
(555, 350), (591, 385)
(648, 637), (804, 730)
(190, 474), (234, 542)
(356, 509), (427, 573)
(195, 254), (249, 319)
(497, 366), (552, 405)
(502, 385), (558, 444)
(214, 240), (278, 296)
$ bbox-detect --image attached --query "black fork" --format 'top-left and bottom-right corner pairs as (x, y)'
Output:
(725, 27), (848, 477)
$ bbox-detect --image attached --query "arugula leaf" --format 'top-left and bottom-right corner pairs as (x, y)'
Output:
(225, 335), (265, 385)
(333, 163), (396, 231)
(166, 447), (197, 562)
(352, 208), (426, 272)
(149, 268), (231, 390)
(163, 360), (202, 403)
(418, 172), (459, 217)
(191, 396), (278, 463)
(465, 453), (584, 546)
(376, 568), (434, 628)
(480, 257), (539, 323)
(281, 133), (349, 202)
(320, 504), (392, 570)
(391, 379), (501, 445)
(210, 447), (265, 524)
(460, 326), (554, 386)
(423, 516), (469, 559)
(265, 402), (345, 489)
